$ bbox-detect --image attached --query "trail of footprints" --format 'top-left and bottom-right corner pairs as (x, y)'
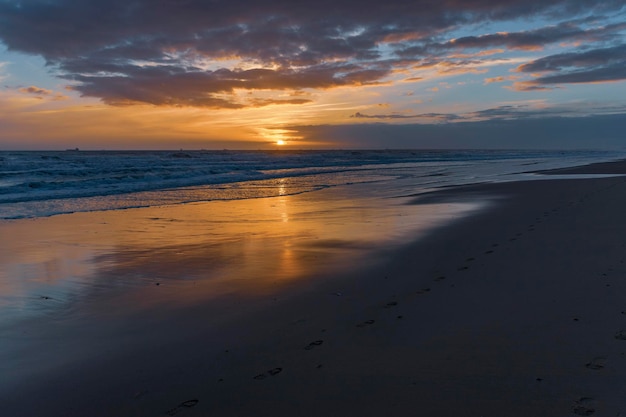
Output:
(543, 194), (626, 416)
(165, 399), (199, 416)
(167, 194), (626, 416)
(240, 201), (564, 389)
(244, 204), (572, 389)
(304, 340), (324, 350)
(570, 206), (626, 416)
(253, 367), (283, 380)
(572, 397), (597, 416)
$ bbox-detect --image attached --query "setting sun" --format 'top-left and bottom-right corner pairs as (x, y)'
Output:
(276, 140), (285, 146)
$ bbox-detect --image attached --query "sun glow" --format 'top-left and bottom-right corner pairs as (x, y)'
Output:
(259, 127), (300, 146)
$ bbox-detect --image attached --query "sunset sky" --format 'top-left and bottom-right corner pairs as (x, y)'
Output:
(1, 0), (625, 149)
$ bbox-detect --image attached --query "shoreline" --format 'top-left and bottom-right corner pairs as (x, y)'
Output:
(1, 149), (621, 221)
(3, 160), (626, 415)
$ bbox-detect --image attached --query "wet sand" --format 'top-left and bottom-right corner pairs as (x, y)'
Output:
(2, 160), (626, 416)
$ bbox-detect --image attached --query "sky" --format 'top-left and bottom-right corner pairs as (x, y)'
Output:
(0, 0), (625, 150)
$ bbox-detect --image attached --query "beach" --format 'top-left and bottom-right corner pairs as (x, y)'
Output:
(2, 159), (626, 416)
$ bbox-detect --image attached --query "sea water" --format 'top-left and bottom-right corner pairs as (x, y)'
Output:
(0, 149), (622, 220)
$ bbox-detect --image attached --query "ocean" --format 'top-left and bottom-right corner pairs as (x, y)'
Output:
(0, 149), (623, 219)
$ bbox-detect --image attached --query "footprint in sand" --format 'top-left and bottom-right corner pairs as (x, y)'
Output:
(434, 276), (446, 281)
(572, 397), (596, 416)
(356, 320), (376, 328)
(253, 367), (283, 380)
(384, 301), (398, 308)
(615, 330), (626, 340)
(305, 340), (324, 350)
(416, 288), (431, 294)
(166, 399), (199, 416)
(585, 356), (607, 370)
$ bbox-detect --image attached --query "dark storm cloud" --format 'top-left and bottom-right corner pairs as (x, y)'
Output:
(0, 0), (624, 107)
(4, 0), (616, 58)
(518, 44), (626, 72)
(396, 19), (626, 60)
(444, 21), (626, 51)
(515, 44), (626, 90)
(69, 62), (390, 107)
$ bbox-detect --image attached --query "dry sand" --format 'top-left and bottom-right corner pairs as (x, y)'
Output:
(3, 160), (626, 416)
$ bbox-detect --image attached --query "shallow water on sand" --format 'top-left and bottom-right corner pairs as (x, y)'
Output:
(0, 179), (478, 329)
(0, 179), (488, 394)
(0, 183), (482, 325)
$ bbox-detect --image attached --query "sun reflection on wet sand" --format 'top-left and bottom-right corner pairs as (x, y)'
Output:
(0, 184), (483, 325)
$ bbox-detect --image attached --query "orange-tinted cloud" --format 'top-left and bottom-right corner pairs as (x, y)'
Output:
(484, 75), (520, 84)
(19, 86), (53, 95)
(449, 49), (505, 59)
(0, 0), (623, 109)
(403, 76), (424, 82)
(18, 85), (69, 101)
